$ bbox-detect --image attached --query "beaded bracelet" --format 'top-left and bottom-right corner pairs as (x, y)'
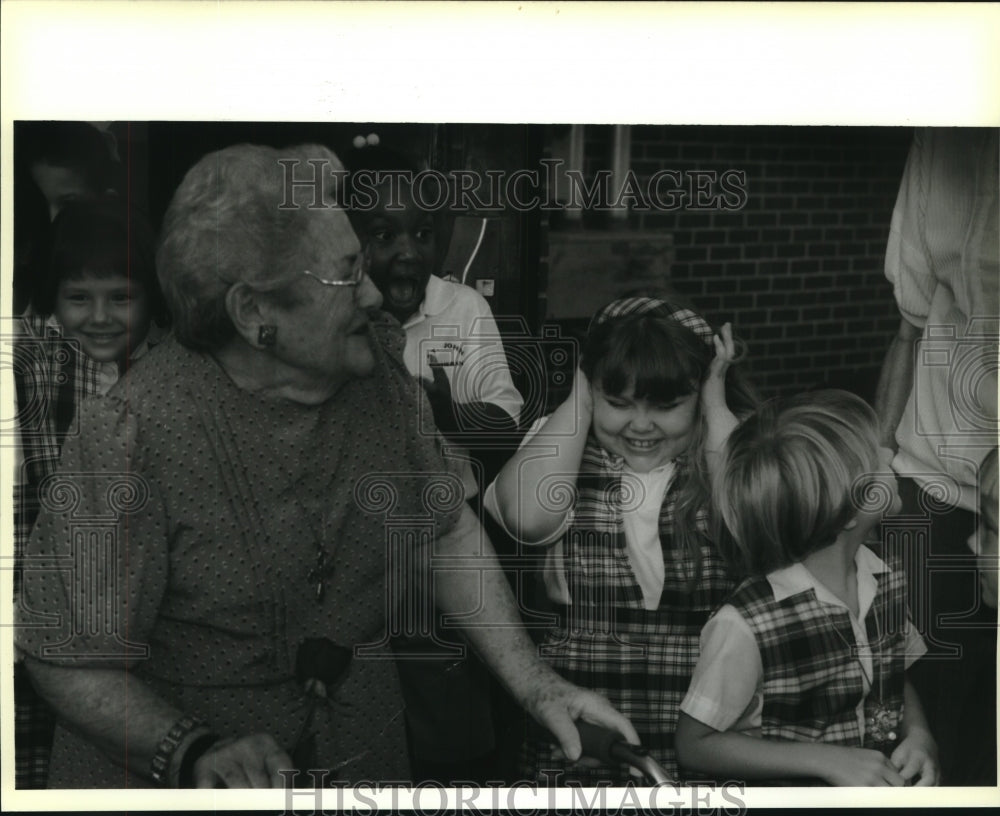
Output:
(150, 715), (207, 786)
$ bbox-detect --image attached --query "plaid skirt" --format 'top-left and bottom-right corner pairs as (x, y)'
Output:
(522, 605), (707, 785)
(15, 661), (55, 789)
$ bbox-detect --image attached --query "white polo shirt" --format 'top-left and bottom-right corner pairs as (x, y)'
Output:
(401, 275), (523, 423)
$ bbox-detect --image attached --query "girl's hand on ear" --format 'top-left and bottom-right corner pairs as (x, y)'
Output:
(702, 323), (737, 408)
(702, 323), (740, 468)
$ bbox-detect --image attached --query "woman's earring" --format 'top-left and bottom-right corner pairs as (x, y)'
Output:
(258, 324), (277, 348)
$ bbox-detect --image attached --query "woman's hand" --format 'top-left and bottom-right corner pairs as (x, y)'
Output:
(891, 727), (940, 786)
(522, 667), (640, 763)
(192, 733), (293, 788)
(819, 745), (906, 786)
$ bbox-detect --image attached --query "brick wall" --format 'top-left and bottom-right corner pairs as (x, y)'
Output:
(552, 125), (914, 401)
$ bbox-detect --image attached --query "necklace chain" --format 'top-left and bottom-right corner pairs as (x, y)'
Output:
(307, 511), (337, 601)
(817, 594), (901, 748)
(822, 601), (882, 694)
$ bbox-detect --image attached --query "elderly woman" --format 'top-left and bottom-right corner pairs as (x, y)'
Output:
(16, 143), (637, 788)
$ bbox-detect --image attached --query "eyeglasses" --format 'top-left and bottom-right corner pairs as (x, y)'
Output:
(301, 248), (369, 288)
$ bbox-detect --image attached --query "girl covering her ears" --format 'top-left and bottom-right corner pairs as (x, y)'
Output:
(485, 295), (759, 783)
(675, 390), (939, 786)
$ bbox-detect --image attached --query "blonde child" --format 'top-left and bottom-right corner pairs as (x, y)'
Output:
(676, 390), (939, 786)
(486, 295), (757, 783)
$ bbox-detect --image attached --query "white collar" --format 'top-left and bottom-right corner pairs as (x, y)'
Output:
(623, 460), (677, 478)
(601, 443), (685, 475)
(767, 545), (889, 616)
(402, 274), (457, 328)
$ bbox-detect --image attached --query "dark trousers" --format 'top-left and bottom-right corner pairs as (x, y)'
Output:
(890, 477), (997, 785)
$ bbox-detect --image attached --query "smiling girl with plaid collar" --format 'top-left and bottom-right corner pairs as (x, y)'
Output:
(485, 295), (758, 783)
(13, 197), (167, 789)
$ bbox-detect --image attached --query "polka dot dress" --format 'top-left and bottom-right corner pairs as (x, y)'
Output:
(17, 318), (463, 788)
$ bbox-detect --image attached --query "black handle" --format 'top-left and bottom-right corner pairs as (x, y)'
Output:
(563, 722), (674, 785)
(574, 721), (628, 764)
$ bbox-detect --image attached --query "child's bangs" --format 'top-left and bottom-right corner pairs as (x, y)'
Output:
(35, 199), (167, 322)
(593, 321), (703, 402)
(61, 261), (132, 282)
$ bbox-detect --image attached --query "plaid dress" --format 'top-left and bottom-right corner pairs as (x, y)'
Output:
(523, 437), (734, 784)
(12, 315), (103, 790)
(726, 558), (908, 756)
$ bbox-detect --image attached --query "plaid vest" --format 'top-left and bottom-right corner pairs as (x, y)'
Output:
(726, 553), (908, 754)
(561, 435), (734, 628)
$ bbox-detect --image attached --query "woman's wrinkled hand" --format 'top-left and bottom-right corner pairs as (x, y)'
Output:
(523, 669), (639, 764)
(192, 733), (293, 788)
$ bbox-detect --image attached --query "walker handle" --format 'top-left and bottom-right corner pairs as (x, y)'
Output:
(572, 721), (675, 785)
(574, 721), (624, 765)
